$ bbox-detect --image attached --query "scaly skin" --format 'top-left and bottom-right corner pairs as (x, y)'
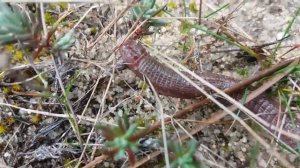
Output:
(118, 39), (299, 148)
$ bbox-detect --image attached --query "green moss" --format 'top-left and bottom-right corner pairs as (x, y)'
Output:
(138, 81), (149, 91)
(90, 26), (98, 35)
(167, 1), (177, 10)
(45, 12), (56, 25)
(4, 44), (16, 52)
(12, 50), (24, 63)
(135, 116), (146, 127)
(2, 87), (10, 95)
(12, 84), (22, 92)
(179, 20), (193, 35)
(0, 124), (7, 134)
(8, 117), (15, 125)
(189, 0), (198, 13)
(49, 3), (68, 10)
(31, 114), (41, 124)
(223, 143), (230, 152)
(177, 36), (193, 52)
(58, 2), (68, 10)
(236, 67), (249, 78)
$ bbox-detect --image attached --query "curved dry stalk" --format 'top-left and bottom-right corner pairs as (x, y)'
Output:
(131, 150), (161, 168)
(51, 54), (83, 148)
(0, 68), (52, 86)
(0, 102), (116, 126)
(146, 77), (170, 167)
(1, 61), (53, 72)
(82, 154), (109, 168)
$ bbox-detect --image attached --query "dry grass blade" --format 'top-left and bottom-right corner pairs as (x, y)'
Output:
(146, 77), (170, 167)
(82, 154), (109, 168)
(0, 102), (115, 125)
(51, 53), (83, 148)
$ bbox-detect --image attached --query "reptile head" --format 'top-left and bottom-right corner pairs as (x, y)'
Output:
(118, 39), (147, 69)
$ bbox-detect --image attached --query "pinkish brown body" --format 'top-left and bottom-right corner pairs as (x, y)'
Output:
(118, 39), (299, 148)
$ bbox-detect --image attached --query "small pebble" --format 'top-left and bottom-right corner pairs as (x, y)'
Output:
(4, 152), (10, 158)
(276, 32), (286, 40)
(258, 158), (267, 167)
(143, 103), (154, 112)
(104, 162), (110, 167)
(241, 136), (248, 143)
(236, 151), (245, 162)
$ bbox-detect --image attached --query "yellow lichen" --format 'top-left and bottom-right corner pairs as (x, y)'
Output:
(12, 84), (22, 92)
(4, 44), (16, 52)
(167, 1), (177, 10)
(45, 12), (56, 25)
(31, 114), (41, 124)
(138, 81), (149, 91)
(12, 50), (24, 63)
(142, 36), (153, 45)
(189, 0), (198, 13)
(0, 124), (7, 134)
(2, 87), (10, 95)
(58, 2), (68, 10)
(0, 72), (4, 80)
(8, 117), (15, 125)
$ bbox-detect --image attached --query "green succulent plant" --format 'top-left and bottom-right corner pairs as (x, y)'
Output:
(169, 140), (206, 168)
(53, 30), (75, 50)
(0, 3), (38, 45)
(98, 114), (142, 165)
(130, 0), (167, 27)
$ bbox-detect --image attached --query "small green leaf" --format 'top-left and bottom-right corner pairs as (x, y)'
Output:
(149, 20), (168, 27)
(169, 140), (204, 168)
(129, 0), (167, 29)
(98, 114), (143, 162)
(141, 0), (155, 10)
